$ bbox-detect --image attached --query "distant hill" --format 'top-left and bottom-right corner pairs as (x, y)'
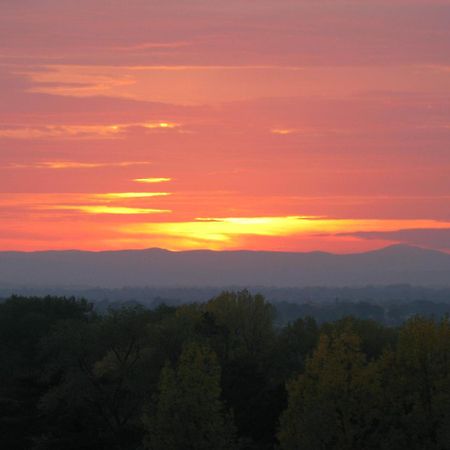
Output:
(0, 245), (449, 288)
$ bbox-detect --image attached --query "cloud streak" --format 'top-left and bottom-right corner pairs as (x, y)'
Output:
(133, 177), (172, 184)
(115, 41), (192, 51)
(40, 205), (171, 215)
(6, 161), (151, 170)
(19, 63), (450, 105)
(0, 121), (182, 140)
(94, 192), (170, 199)
(338, 228), (450, 251)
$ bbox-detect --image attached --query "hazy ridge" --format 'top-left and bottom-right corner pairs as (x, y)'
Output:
(1, 244), (449, 288)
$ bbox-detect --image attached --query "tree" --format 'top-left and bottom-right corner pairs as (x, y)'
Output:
(321, 316), (397, 360)
(205, 290), (276, 361)
(143, 342), (236, 450)
(274, 317), (319, 379)
(376, 317), (450, 450)
(0, 296), (93, 450)
(37, 306), (155, 450)
(204, 291), (278, 447)
(278, 330), (380, 450)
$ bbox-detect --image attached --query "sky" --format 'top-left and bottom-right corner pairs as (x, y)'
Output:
(1, 0), (450, 253)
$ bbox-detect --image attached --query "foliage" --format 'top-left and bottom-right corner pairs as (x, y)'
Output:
(0, 296), (93, 449)
(375, 317), (450, 449)
(143, 342), (236, 450)
(278, 330), (380, 450)
(1, 293), (450, 450)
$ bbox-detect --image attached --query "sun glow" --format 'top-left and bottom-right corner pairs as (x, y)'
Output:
(121, 216), (450, 250)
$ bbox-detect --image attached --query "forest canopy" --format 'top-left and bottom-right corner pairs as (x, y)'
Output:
(0, 292), (449, 450)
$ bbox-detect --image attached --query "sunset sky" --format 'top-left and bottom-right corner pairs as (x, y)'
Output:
(1, 0), (450, 252)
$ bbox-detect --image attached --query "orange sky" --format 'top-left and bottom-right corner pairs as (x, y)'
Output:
(1, 0), (450, 253)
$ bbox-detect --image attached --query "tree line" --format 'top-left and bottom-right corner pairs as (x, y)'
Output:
(0, 292), (449, 449)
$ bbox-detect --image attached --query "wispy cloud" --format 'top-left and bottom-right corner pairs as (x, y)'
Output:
(0, 124), (122, 140)
(337, 228), (450, 251)
(270, 127), (345, 137)
(0, 121), (182, 140)
(17, 63), (450, 106)
(115, 41), (192, 51)
(94, 192), (170, 199)
(133, 177), (172, 184)
(7, 161), (151, 170)
(0, 192), (171, 212)
(142, 121), (180, 130)
(271, 129), (298, 135)
(40, 205), (172, 215)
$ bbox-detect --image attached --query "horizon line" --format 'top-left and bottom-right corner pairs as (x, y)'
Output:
(0, 243), (447, 256)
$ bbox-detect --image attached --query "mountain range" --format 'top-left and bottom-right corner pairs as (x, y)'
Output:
(0, 244), (449, 288)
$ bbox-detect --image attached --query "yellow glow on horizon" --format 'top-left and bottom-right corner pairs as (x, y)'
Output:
(121, 216), (450, 249)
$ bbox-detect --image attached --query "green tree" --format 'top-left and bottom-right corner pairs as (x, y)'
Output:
(321, 316), (397, 360)
(204, 291), (279, 448)
(278, 330), (380, 450)
(274, 317), (319, 379)
(0, 296), (93, 450)
(376, 317), (450, 450)
(143, 342), (236, 450)
(205, 290), (275, 361)
(37, 306), (155, 450)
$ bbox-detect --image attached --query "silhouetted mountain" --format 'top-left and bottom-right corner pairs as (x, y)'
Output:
(0, 245), (449, 288)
